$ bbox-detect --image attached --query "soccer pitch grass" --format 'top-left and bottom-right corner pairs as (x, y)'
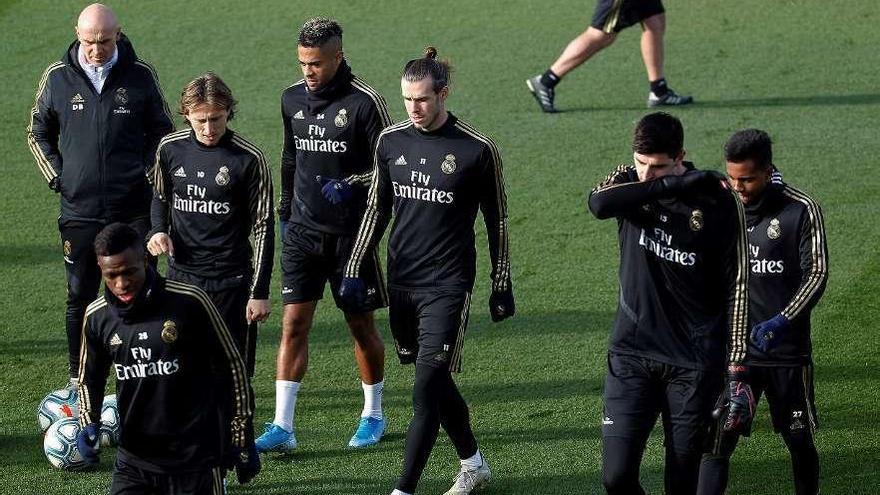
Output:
(1, 0), (879, 493)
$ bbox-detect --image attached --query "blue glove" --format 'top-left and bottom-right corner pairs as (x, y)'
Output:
(234, 442), (261, 484)
(750, 314), (790, 352)
(317, 176), (354, 205)
(76, 423), (100, 465)
(724, 380), (756, 436)
(489, 287), (515, 322)
(339, 277), (366, 308)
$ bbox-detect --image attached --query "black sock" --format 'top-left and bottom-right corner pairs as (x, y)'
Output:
(650, 78), (668, 96)
(540, 69), (560, 88)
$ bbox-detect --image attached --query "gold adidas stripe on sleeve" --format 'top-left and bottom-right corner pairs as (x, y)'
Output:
(165, 281), (252, 446)
(134, 60), (174, 125)
(352, 76), (393, 128)
(27, 62), (65, 183)
(780, 186), (828, 321)
(77, 297), (109, 427)
(150, 130), (189, 199)
(727, 190), (750, 364)
(231, 134), (274, 298)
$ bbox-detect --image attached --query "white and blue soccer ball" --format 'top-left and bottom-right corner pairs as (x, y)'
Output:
(38, 388), (78, 433)
(43, 417), (91, 470)
(100, 394), (121, 447)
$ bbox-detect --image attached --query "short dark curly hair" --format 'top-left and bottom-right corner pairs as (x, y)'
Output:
(298, 17), (343, 49)
(632, 112), (684, 159)
(724, 129), (773, 169)
(94, 222), (143, 257)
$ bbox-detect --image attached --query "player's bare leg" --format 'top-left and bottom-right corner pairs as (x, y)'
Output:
(255, 301), (317, 452)
(345, 311), (387, 447)
(551, 26), (617, 78)
(641, 13), (692, 106)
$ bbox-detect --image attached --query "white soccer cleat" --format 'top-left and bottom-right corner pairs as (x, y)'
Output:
(442, 459), (491, 495)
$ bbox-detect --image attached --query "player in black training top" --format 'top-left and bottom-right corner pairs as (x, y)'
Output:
(148, 73), (274, 376)
(257, 17), (393, 453)
(76, 223), (259, 494)
(587, 112), (753, 495)
(698, 130), (828, 495)
(342, 47), (514, 495)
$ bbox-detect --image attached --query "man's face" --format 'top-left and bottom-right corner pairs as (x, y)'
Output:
(76, 25), (119, 67)
(633, 151), (685, 182)
(185, 103), (230, 147)
(298, 44), (342, 91)
(98, 247), (147, 305)
(402, 77), (447, 131)
(726, 159), (771, 205)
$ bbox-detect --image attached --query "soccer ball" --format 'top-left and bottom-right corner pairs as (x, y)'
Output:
(38, 388), (78, 433)
(43, 417), (91, 470)
(100, 394), (121, 447)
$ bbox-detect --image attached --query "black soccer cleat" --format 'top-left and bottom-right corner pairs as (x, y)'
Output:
(647, 88), (694, 107)
(526, 75), (558, 113)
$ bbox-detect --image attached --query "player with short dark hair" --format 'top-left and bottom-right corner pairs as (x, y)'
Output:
(27, 3), (174, 389)
(343, 46), (514, 495)
(148, 72), (274, 376)
(588, 112), (752, 495)
(527, 0), (692, 113)
(77, 222), (259, 494)
(697, 129), (828, 495)
(256, 16), (393, 452)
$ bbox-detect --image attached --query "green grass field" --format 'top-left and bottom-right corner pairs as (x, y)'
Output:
(2, 0), (879, 493)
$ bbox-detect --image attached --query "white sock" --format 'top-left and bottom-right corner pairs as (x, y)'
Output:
(390, 490), (412, 495)
(461, 449), (484, 470)
(361, 380), (384, 419)
(273, 380), (300, 432)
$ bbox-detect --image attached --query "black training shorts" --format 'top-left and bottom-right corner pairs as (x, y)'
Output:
(591, 0), (665, 33)
(110, 456), (225, 495)
(280, 222), (387, 313)
(389, 288), (472, 373)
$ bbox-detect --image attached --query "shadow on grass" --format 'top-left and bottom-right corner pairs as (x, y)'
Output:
(558, 93), (880, 113)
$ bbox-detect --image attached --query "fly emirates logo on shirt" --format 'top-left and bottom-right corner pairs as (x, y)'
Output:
(292, 124), (348, 153)
(392, 170), (455, 204)
(115, 346), (180, 380)
(638, 227), (697, 266)
(173, 184), (231, 215)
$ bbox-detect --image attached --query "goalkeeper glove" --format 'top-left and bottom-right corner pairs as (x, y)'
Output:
(723, 365), (756, 436)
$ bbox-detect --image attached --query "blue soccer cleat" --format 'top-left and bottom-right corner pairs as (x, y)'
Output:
(255, 422), (297, 453)
(347, 416), (385, 448)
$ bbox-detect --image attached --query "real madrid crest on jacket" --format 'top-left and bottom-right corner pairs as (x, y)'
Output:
(345, 113), (511, 293)
(149, 129), (275, 299)
(588, 162), (749, 370)
(278, 59), (393, 235)
(27, 34), (174, 222)
(78, 271), (253, 472)
(743, 182), (828, 365)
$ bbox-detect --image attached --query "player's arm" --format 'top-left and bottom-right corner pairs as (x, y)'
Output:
(344, 93), (393, 187)
(77, 310), (111, 428)
(27, 66), (63, 191)
(478, 141), (514, 322)
(343, 135), (393, 283)
(781, 192), (829, 321)
(245, 146), (275, 304)
(147, 144), (174, 256)
(587, 166), (724, 219)
(277, 100), (295, 226)
(722, 189), (750, 366)
(140, 63), (174, 173)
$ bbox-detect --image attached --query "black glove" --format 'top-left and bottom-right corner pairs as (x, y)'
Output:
(233, 442), (261, 484)
(339, 277), (366, 308)
(723, 365), (756, 436)
(76, 423), (100, 466)
(660, 170), (725, 194)
(489, 287), (515, 322)
(48, 177), (62, 193)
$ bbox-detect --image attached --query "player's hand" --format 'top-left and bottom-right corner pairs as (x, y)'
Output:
(76, 423), (101, 465)
(339, 277), (366, 307)
(489, 287), (515, 322)
(750, 314), (790, 352)
(723, 379), (756, 436)
(233, 441), (261, 484)
(661, 170), (725, 193)
(48, 177), (62, 193)
(147, 233), (175, 257)
(246, 299), (270, 323)
(317, 175), (354, 205)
